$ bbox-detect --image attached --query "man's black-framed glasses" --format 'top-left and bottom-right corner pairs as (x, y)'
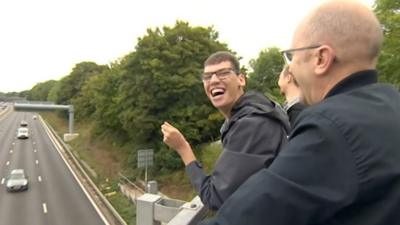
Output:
(281, 45), (321, 64)
(201, 68), (238, 82)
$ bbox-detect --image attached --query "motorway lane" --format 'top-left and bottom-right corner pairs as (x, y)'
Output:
(0, 109), (19, 165)
(0, 110), (20, 186)
(33, 113), (106, 225)
(0, 123), (46, 225)
(0, 110), (106, 225)
(0, 111), (39, 224)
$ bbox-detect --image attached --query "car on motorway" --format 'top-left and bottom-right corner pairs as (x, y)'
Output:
(17, 127), (29, 139)
(32, 115), (37, 120)
(6, 169), (29, 192)
(20, 120), (28, 127)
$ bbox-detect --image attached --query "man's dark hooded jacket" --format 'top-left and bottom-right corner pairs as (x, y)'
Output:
(186, 91), (290, 210)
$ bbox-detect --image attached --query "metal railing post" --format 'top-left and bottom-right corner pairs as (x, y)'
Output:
(137, 194), (162, 225)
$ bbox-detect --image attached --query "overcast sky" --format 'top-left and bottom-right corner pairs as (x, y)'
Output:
(0, 0), (375, 93)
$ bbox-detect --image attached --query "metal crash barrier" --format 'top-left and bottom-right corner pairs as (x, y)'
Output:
(137, 194), (207, 225)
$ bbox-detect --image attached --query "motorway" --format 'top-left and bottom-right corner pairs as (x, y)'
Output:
(0, 106), (106, 225)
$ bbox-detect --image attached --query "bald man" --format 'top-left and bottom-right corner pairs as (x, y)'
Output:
(200, 1), (400, 225)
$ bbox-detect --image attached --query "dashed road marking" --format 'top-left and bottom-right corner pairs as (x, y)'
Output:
(42, 203), (48, 214)
(9, 150), (13, 154)
(35, 160), (39, 165)
(38, 176), (42, 182)
(1, 178), (4, 184)
(6, 161), (10, 166)
(34, 149), (37, 153)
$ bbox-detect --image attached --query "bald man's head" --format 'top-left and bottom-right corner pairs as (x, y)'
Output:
(295, 0), (383, 66)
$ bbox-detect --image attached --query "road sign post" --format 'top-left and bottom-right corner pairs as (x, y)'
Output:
(137, 149), (154, 189)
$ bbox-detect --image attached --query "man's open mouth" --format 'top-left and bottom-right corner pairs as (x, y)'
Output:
(211, 88), (225, 97)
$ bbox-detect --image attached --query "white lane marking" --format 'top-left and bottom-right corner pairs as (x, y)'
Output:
(12, 142), (15, 145)
(34, 149), (37, 153)
(33, 142), (36, 145)
(6, 161), (10, 166)
(42, 203), (48, 214)
(9, 150), (13, 154)
(38, 176), (42, 182)
(1, 178), (4, 184)
(35, 160), (39, 165)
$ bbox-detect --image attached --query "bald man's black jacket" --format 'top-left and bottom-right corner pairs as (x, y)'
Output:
(201, 70), (400, 225)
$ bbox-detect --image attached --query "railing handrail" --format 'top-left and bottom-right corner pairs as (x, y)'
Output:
(119, 172), (146, 194)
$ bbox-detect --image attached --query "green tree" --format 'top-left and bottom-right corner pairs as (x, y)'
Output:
(47, 81), (61, 102)
(17, 90), (29, 99)
(54, 62), (108, 105)
(247, 47), (285, 103)
(375, 0), (400, 88)
(27, 80), (57, 101)
(117, 21), (229, 170)
(75, 62), (125, 135)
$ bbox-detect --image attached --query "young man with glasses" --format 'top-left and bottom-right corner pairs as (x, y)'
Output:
(278, 65), (305, 125)
(161, 51), (290, 210)
(201, 1), (400, 224)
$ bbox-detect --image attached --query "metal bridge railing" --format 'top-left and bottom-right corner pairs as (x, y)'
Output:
(136, 193), (207, 225)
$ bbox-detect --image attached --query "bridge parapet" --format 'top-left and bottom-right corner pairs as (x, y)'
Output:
(137, 194), (206, 225)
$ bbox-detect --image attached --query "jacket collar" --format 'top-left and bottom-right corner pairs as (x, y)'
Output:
(325, 70), (378, 99)
(220, 91), (290, 139)
(283, 97), (300, 111)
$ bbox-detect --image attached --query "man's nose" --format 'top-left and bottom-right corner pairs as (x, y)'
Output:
(209, 73), (221, 83)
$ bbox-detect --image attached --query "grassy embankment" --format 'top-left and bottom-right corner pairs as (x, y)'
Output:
(41, 112), (222, 225)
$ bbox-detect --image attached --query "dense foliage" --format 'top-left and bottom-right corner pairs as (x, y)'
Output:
(27, 80), (57, 102)
(247, 47), (285, 103)
(375, 0), (400, 89)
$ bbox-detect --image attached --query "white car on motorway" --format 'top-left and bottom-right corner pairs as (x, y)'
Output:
(17, 127), (29, 139)
(6, 169), (29, 192)
(20, 120), (28, 127)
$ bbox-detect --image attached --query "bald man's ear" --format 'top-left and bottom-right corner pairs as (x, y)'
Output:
(314, 46), (336, 76)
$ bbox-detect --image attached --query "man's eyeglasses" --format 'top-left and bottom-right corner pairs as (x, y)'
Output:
(201, 68), (237, 82)
(281, 45), (321, 65)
